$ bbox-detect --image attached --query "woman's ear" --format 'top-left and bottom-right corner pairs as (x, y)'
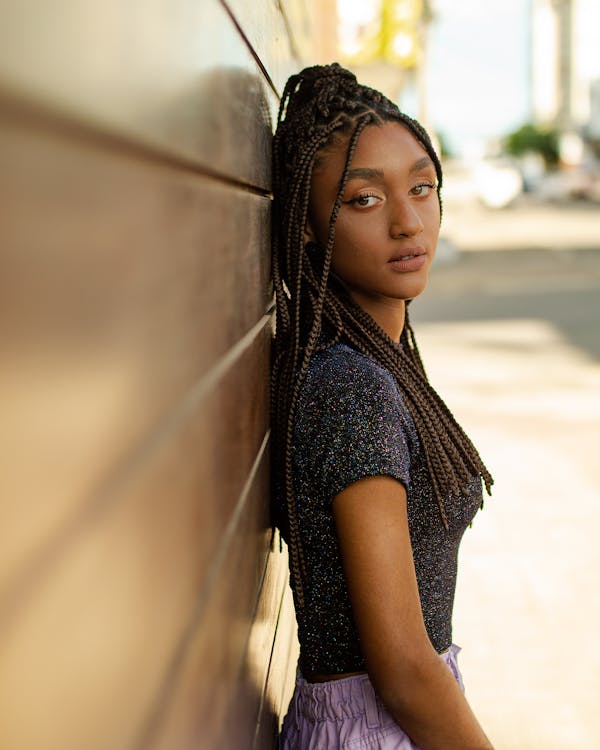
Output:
(303, 220), (317, 246)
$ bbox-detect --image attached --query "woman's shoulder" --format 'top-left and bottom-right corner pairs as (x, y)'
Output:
(294, 342), (417, 495)
(306, 342), (397, 393)
(300, 342), (404, 420)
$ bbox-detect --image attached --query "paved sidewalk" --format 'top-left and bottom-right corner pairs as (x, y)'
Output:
(413, 203), (600, 749)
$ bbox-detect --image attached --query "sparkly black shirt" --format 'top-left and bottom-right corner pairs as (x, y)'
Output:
(291, 341), (482, 675)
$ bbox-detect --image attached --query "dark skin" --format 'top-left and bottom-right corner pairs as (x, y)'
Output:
(305, 122), (495, 750)
(306, 122), (441, 341)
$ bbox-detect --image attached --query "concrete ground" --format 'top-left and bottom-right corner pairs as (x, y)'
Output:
(412, 196), (600, 750)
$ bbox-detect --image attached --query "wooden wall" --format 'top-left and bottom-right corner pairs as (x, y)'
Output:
(0, 2), (308, 748)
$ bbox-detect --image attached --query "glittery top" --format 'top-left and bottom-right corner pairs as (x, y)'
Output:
(291, 341), (482, 675)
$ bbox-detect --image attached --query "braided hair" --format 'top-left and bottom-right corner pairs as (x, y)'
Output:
(271, 63), (492, 608)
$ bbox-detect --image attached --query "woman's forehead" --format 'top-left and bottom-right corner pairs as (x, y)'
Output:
(313, 121), (431, 179)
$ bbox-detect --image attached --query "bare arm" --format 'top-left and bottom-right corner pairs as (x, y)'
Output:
(333, 474), (494, 750)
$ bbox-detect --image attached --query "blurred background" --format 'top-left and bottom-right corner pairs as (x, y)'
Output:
(0, 2), (598, 749)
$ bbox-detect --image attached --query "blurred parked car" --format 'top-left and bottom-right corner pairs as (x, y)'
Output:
(473, 158), (523, 208)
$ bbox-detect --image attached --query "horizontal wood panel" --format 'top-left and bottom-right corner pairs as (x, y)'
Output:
(0, 325), (271, 750)
(212, 537), (294, 750)
(224, 0), (296, 94)
(0, 113), (271, 598)
(147, 529), (290, 749)
(0, 0), (280, 187)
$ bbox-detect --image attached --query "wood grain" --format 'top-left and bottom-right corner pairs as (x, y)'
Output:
(0, 112), (271, 600)
(212, 539), (298, 750)
(223, 0), (297, 93)
(0, 0), (277, 188)
(0, 323), (271, 750)
(0, 0), (303, 747)
(140, 458), (285, 750)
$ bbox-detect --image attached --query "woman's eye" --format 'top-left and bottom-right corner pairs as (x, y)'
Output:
(410, 182), (435, 197)
(349, 193), (379, 208)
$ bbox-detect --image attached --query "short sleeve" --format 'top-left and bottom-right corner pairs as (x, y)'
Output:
(293, 345), (414, 501)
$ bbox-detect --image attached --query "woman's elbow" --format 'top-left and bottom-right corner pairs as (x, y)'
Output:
(369, 646), (441, 715)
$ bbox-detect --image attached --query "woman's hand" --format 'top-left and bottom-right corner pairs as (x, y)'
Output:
(333, 475), (494, 750)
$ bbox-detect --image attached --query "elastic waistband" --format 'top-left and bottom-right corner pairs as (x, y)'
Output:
(293, 644), (463, 723)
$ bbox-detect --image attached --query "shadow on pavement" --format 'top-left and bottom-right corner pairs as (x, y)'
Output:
(413, 247), (600, 363)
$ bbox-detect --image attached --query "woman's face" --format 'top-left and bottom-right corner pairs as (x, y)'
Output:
(307, 121), (441, 319)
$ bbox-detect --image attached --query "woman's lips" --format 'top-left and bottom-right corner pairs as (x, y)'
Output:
(388, 249), (426, 272)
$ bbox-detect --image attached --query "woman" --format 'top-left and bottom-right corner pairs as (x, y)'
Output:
(271, 63), (495, 750)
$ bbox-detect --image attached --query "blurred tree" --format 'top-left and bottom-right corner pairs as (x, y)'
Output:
(435, 131), (453, 158)
(503, 123), (560, 167)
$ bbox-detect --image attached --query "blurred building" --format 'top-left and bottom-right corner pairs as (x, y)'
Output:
(531, 0), (600, 136)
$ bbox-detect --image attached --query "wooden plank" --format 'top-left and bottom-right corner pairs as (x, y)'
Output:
(223, 0), (297, 94)
(0, 0), (279, 187)
(0, 113), (271, 599)
(212, 539), (292, 750)
(138, 452), (285, 750)
(0, 325), (271, 750)
(273, 0), (315, 65)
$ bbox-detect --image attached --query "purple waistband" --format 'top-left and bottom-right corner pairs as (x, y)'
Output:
(292, 644), (463, 723)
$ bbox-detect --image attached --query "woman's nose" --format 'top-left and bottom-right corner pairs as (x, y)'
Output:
(389, 199), (424, 238)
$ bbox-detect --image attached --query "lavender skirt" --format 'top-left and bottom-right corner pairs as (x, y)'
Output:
(278, 645), (464, 750)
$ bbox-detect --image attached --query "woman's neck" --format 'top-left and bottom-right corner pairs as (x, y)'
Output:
(349, 291), (406, 343)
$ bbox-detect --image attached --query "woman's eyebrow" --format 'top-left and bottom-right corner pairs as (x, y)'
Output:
(409, 156), (435, 174)
(346, 158), (434, 182)
(346, 167), (384, 181)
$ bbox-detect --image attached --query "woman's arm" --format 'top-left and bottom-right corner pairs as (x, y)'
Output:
(333, 474), (494, 750)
